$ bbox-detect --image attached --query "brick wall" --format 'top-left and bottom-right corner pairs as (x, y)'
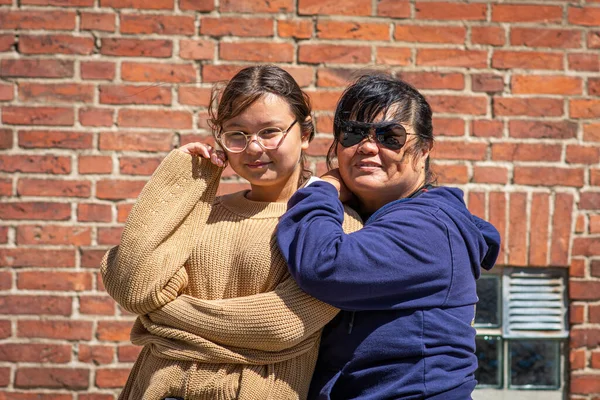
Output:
(0, 0), (599, 398)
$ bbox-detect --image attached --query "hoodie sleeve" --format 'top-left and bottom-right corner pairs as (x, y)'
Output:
(277, 181), (462, 311)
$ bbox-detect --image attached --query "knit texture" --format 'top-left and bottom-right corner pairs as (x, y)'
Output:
(100, 150), (363, 400)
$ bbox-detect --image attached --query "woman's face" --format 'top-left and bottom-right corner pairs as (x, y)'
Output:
(336, 116), (429, 212)
(221, 93), (309, 202)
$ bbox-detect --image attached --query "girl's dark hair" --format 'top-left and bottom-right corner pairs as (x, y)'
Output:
(208, 65), (315, 187)
(327, 73), (436, 185)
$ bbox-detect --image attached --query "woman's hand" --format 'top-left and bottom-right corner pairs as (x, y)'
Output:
(321, 169), (354, 203)
(179, 142), (227, 168)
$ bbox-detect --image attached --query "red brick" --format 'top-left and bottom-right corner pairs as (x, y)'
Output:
(99, 85), (171, 105)
(16, 226), (91, 246)
(0, 130), (11, 150)
(96, 180), (146, 200)
(2, 107), (74, 126)
(0, 344), (71, 363)
(376, 47), (412, 66)
(101, 38), (172, 58)
(78, 395), (111, 400)
(431, 141), (487, 161)
(99, 132), (175, 151)
(377, 0), (410, 18)
(568, 53), (600, 71)
(299, 44), (371, 64)
(592, 305), (600, 323)
(593, 351), (600, 368)
(0, 83), (14, 101)
(278, 19), (312, 39)
(118, 345), (141, 362)
(118, 109), (191, 129)
(571, 375), (600, 394)
(96, 368), (130, 388)
(79, 344), (114, 364)
(0, 59), (74, 78)
(19, 35), (94, 55)
(0, 203), (71, 222)
(576, 215), (586, 234)
(317, 68), (361, 88)
(17, 179), (90, 198)
(430, 163), (468, 184)
(22, 0), (92, 4)
(119, 157), (162, 176)
(492, 143), (561, 162)
(120, 14), (195, 35)
(0, 321), (10, 339)
(471, 26), (505, 46)
(467, 191), (485, 219)
(571, 281), (600, 301)
(81, 61), (116, 80)
(432, 118), (464, 137)
(428, 95), (487, 115)
(0, 368), (7, 387)
(573, 238), (600, 257)
(0, 250), (74, 270)
(219, 42), (292, 62)
(98, 227), (124, 245)
(97, 321), (134, 341)
(570, 99), (600, 119)
(117, 204), (134, 223)
(509, 120), (576, 139)
(507, 192), (528, 266)
(571, 302), (586, 323)
(512, 75), (581, 95)
(201, 17), (273, 37)
(511, 28), (581, 49)
(588, 31), (600, 48)
(472, 166), (508, 185)
(584, 123), (600, 142)
(18, 320), (92, 340)
(317, 21), (389, 41)
(550, 193), (573, 266)
(81, 12), (116, 32)
(79, 108), (113, 127)
(580, 193), (600, 210)
(78, 155), (113, 174)
(529, 193), (550, 266)
(180, 0), (214, 11)
(472, 74), (504, 93)
(417, 49), (486, 68)
(220, 0), (291, 12)
(15, 368), (88, 390)
(416, 1), (486, 20)
(0, 155), (71, 174)
(492, 51), (563, 70)
(121, 62), (196, 83)
(569, 6), (600, 26)
(81, 249), (106, 269)
(0, 296), (71, 316)
(489, 192), (506, 264)
(178, 86), (211, 106)
(570, 348), (586, 369)
(492, 4), (562, 23)
(0, 271), (11, 290)
(493, 98), (563, 117)
(0, 11), (76, 30)
(395, 25), (465, 44)
(305, 90), (343, 111)
(18, 130), (92, 149)
(0, 34), (16, 52)
(78, 203), (112, 223)
(514, 167), (584, 187)
(590, 215), (600, 234)
(590, 78), (600, 96)
(100, 0), (173, 8)
(299, 0), (369, 15)
(567, 145), (600, 164)
(0, 227), (8, 244)
(80, 296), (115, 315)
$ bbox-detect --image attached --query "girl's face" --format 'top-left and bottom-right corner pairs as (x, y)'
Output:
(220, 94), (309, 202)
(336, 115), (429, 213)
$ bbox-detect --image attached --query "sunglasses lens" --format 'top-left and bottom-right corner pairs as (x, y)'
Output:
(376, 125), (407, 150)
(339, 125), (368, 147)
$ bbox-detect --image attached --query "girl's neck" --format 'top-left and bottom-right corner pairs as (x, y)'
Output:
(245, 168), (303, 203)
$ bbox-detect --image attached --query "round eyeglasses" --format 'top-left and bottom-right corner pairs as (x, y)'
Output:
(217, 120), (298, 153)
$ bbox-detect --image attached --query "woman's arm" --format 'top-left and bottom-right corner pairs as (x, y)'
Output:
(101, 149), (223, 315)
(277, 181), (456, 311)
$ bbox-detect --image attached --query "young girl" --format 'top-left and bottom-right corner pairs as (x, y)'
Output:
(101, 65), (361, 400)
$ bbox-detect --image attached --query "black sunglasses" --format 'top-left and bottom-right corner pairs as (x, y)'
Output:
(336, 119), (414, 150)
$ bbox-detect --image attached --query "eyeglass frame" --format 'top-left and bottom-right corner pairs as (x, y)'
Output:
(216, 120), (299, 153)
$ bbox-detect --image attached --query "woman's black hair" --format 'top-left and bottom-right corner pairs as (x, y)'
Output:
(327, 73), (436, 185)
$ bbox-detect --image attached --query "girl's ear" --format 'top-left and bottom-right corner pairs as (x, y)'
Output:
(300, 116), (313, 150)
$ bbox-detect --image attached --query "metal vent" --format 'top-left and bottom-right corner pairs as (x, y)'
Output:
(502, 269), (568, 338)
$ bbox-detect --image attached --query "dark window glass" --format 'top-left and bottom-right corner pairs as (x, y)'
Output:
(475, 336), (502, 388)
(475, 275), (500, 327)
(509, 340), (560, 388)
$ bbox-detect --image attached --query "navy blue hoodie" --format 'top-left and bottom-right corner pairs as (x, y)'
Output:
(277, 181), (500, 400)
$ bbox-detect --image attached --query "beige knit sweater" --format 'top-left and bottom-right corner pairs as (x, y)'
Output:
(101, 150), (362, 400)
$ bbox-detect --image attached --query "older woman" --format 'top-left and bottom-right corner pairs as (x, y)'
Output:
(277, 74), (501, 399)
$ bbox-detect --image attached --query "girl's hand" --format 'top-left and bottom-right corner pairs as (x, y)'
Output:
(178, 142), (227, 168)
(321, 169), (354, 203)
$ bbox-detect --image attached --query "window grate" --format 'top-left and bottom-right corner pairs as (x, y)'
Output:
(502, 269), (568, 338)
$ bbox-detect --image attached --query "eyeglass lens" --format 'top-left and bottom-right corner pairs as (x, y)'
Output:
(339, 122), (407, 150)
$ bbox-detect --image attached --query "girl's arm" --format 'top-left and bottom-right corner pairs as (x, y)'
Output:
(101, 149), (223, 315)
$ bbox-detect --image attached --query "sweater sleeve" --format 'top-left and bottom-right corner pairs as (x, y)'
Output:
(276, 181), (454, 312)
(100, 150), (222, 315)
(145, 206), (363, 352)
